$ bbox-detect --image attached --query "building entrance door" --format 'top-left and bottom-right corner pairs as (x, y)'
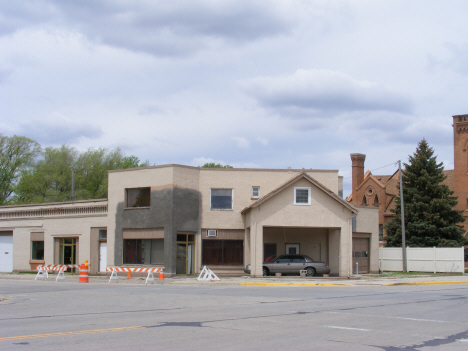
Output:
(99, 242), (107, 272)
(59, 238), (76, 272)
(176, 234), (194, 275)
(352, 238), (369, 274)
(0, 234), (13, 272)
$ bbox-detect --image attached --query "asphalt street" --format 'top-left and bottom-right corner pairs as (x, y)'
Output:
(1, 279), (468, 350)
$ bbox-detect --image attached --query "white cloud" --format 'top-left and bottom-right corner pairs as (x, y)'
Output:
(0, 1), (466, 200)
(1, 1), (295, 57)
(243, 69), (413, 116)
(16, 113), (102, 145)
(256, 137), (268, 146)
(231, 136), (250, 148)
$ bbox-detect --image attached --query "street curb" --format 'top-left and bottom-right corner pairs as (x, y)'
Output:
(240, 280), (468, 287)
(240, 282), (352, 287)
(384, 280), (468, 287)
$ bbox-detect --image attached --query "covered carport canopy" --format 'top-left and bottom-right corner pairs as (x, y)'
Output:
(242, 171), (357, 277)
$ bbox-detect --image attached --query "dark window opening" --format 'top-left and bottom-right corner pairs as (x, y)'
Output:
(211, 189), (233, 209)
(99, 229), (107, 240)
(31, 241), (44, 260)
(123, 239), (164, 265)
(126, 188), (151, 208)
(202, 240), (243, 265)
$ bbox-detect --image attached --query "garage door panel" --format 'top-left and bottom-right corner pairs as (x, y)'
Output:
(0, 235), (13, 272)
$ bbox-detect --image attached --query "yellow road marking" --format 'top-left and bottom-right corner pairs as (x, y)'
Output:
(0, 326), (145, 342)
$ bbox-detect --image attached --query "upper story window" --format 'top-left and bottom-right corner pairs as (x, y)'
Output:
(294, 187), (311, 205)
(252, 186), (260, 198)
(211, 189), (233, 210)
(126, 187), (150, 208)
(374, 195), (379, 208)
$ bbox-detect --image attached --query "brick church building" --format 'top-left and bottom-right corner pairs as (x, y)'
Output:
(348, 114), (467, 244)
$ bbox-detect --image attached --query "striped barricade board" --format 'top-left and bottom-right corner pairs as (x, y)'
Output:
(106, 267), (164, 285)
(35, 264), (80, 282)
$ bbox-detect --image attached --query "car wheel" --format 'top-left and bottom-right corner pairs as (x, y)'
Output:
(263, 267), (269, 276)
(306, 267), (316, 277)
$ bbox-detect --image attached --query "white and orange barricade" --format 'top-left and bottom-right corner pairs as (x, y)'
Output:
(35, 264), (80, 282)
(106, 267), (164, 285)
(197, 266), (220, 282)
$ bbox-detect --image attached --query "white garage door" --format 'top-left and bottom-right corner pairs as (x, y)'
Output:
(0, 235), (13, 272)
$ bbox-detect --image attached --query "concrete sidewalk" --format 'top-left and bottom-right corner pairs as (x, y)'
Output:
(1, 271), (467, 287)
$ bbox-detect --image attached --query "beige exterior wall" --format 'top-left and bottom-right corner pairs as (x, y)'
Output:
(245, 178), (355, 277)
(0, 200), (107, 273)
(1, 164), (366, 276)
(353, 205), (379, 273)
(199, 168), (339, 229)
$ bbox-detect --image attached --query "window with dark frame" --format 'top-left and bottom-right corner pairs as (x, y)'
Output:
(210, 189), (233, 209)
(202, 240), (243, 265)
(126, 188), (151, 208)
(31, 241), (44, 260)
(123, 239), (164, 264)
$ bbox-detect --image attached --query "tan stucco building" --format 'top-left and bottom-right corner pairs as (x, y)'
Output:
(0, 165), (379, 276)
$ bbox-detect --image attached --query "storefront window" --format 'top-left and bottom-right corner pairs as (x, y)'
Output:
(123, 239), (163, 264)
(202, 240), (243, 265)
(31, 241), (44, 260)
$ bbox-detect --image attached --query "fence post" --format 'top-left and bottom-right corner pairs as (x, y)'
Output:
(433, 246), (437, 274)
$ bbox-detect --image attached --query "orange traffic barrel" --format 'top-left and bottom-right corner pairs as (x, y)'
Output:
(79, 263), (89, 283)
(159, 269), (164, 280)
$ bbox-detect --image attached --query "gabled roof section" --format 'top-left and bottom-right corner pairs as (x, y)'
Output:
(356, 170), (386, 191)
(241, 169), (358, 214)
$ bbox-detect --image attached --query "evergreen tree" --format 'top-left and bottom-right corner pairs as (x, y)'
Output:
(385, 139), (467, 247)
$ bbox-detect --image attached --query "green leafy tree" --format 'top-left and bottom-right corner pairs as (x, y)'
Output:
(201, 162), (233, 168)
(13, 146), (149, 203)
(0, 135), (41, 205)
(385, 139), (467, 247)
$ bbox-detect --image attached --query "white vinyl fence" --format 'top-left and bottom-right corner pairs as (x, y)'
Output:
(379, 247), (465, 273)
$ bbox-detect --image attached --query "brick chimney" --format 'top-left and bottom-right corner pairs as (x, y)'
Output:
(350, 153), (366, 205)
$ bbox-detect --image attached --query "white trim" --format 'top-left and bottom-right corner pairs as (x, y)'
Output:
(252, 186), (260, 198)
(294, 187), (311, 205)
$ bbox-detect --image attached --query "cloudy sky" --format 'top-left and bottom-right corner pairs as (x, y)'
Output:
(1, 1), (467, 197)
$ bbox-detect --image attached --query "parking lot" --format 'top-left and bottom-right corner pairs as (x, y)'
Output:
(1, 278), (468, 350)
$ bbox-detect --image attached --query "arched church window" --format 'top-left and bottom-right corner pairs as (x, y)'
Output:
(363, 195), (367, 206)
(375, 195), (379, 208)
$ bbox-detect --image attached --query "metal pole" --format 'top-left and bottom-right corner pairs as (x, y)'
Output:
(399, 160), (407, 272)
(71, 169), (75, 201)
